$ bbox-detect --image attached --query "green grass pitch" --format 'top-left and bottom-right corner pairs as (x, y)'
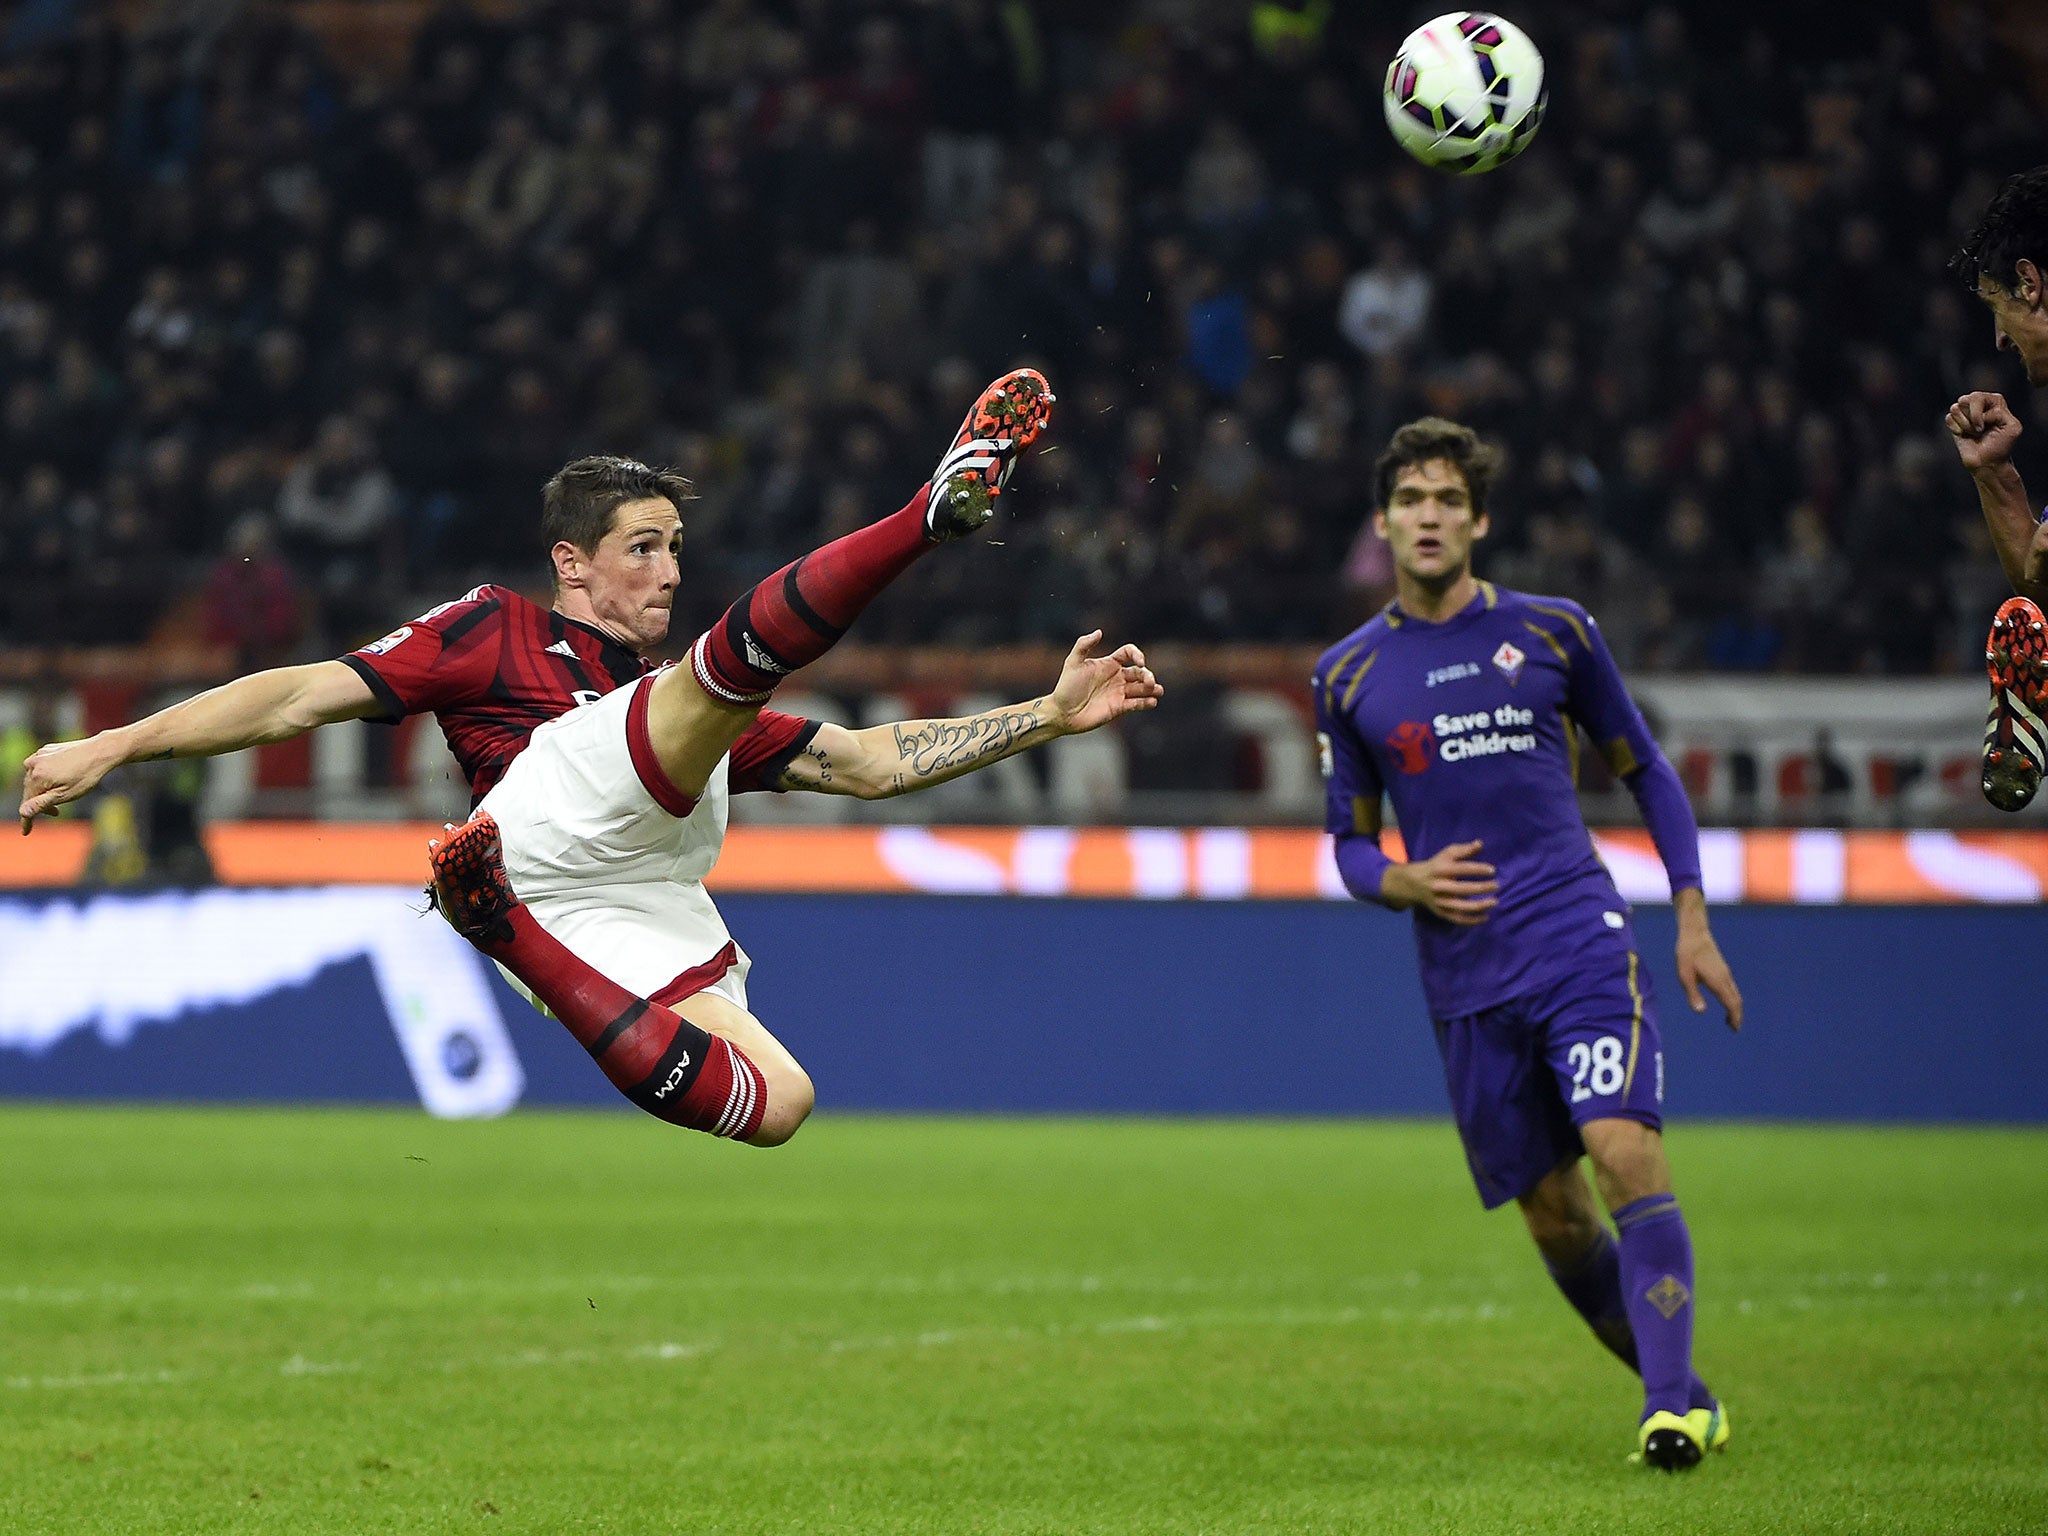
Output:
(1, 1110), (2042, 1534)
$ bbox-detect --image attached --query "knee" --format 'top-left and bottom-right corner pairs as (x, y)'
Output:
(1517, 1162), (1606, 1260)
(746, 1065), (816, 1148)
(1524, 1204), (1605, 1262)
(1584, 1121), (1670, 1207)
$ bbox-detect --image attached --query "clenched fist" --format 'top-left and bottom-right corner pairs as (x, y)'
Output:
(1947, 391), (2023, 474)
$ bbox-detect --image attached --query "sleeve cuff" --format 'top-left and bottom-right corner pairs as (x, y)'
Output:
(754, 719), (822, 793)
(339, 655), (406, 722)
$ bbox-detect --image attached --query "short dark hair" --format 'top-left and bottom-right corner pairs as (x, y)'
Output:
(1374, 417), (1500, 513)
(1952, 166), (2048, 293)
(540, 455), (694, 573)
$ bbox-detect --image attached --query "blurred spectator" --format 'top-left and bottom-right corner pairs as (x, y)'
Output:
(1637, 140), (1740, 256)
(796, 221), (926, 381)
(202, 513), (304, 669)
(917, 0), (1029, 229)
(1762, 502), (1853, 671)
(142, 757), (217, 888)
(275, 413), (396, 635)
(1285, 360), (1353, 463)
(1339, 238), (1430, 361)
(1182, 263), (1251, 398)
(568, 309), (662, 449)
(462, 111), (560, 245)
(1172, 410), (1266, 549)
(81, 793), (148, 886)
(1652, 491), (1734, 669)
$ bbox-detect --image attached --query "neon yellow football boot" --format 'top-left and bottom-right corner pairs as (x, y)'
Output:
(1632, 1401), (1730, 1471)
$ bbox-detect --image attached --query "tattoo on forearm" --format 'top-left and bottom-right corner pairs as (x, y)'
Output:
(892, 708), (1041, 778)
(787, 741), (832, 787)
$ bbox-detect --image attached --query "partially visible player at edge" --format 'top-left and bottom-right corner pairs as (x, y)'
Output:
(1311, 418), (1743, 1472)
(20, 371), (1163, 1146)
(1944, 165), (2048, 811)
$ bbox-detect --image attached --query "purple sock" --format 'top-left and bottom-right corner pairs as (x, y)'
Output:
(1612, 1194), (1698, 1420)
(1545, 1227), (1715, 1410)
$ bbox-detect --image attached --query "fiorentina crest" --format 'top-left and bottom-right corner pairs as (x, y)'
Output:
(1491, 640), (1526, 682)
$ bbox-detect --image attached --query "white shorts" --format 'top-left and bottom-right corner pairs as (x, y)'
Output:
(477, 678), (750, 1013)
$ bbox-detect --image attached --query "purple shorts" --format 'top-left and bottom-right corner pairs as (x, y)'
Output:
(1432, 937), (1665, 1209)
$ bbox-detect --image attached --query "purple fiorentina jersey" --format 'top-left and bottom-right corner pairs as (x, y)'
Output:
(1314, 582), (1665, 1019)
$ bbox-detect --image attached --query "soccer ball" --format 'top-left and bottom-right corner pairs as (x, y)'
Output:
(1382, 12), (1546, 175)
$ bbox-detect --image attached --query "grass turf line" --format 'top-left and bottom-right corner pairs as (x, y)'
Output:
(0, 1109), (2041, 1534)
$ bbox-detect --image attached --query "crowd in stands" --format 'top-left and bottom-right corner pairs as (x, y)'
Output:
(0, 0), (2039, 674)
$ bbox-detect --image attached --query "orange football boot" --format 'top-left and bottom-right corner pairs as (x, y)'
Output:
(924, 368), (1055, 541)
(1983, 595), (2048, 812)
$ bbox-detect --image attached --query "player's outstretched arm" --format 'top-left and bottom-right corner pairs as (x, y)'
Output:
(18, 661), (380, 833)
(1946, 391), (2047, 602)
(776, 631), (1163, 799)
(1672, 885), (1742, 1032)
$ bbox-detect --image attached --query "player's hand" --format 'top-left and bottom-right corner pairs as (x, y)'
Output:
(1047, 631), (1163, 735)
(1674, 903), (1743, 1032)
(1383, 839), (1498, 926)
(17, 735), (123, 834)
(1946, 391), (2023, 474)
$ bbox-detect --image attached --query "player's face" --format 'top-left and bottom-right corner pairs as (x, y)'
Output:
(1375, 458), (1489, 585)
(577, 497), (683, 650)
(1977, 266), (2048, 387)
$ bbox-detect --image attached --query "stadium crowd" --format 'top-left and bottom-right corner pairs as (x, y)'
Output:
(0, 0), (2038, 673)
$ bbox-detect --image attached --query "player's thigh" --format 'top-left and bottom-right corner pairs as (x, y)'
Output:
(1433, 1005), (1586, 1210)
(1539, 948), (1665, 1130)
(646, 664), (764, 800)
(672, 987), (815, 1144)
(482, 686), (687, 889)
(1536, 949), (1670, 1204)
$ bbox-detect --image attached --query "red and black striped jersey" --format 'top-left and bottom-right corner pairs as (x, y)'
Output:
(341, 585), (814, 802)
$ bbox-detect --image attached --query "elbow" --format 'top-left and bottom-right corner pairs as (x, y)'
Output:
(2020, 531), (2048, 602)
(275, 696), (328, 738)
(1623, 752), (1676, 788)
(1345, 870), (1393, 907)
(1333, 838), (1395, 907)
(276, 690), (349, 740)
(822, 759), (898, 800)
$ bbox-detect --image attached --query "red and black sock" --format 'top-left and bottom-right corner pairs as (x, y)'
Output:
(481, 905), (767, 1140)
(690, 484), (933, 704)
